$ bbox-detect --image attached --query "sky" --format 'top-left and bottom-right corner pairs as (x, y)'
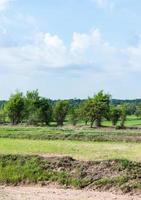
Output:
(0, 0), (141, 99)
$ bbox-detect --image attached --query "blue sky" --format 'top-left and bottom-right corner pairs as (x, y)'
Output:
(0, 0), (141, 99)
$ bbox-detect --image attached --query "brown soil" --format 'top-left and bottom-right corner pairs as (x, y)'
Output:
(0, 186), (141, 200)
(1, 155), (141, 194)
(30, 156), (141, 193)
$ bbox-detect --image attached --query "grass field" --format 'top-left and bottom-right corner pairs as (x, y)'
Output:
(0, 138), (141, 161)
(0, 124), (141, 142)
(0, 116), (141, 191)
(0, 116), (141, 161)
(103, 115), (141, 127)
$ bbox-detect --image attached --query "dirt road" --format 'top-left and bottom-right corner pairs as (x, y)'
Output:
(0, 186), (141, 200)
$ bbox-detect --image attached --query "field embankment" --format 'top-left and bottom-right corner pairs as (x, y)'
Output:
(0, 155), (141, 194)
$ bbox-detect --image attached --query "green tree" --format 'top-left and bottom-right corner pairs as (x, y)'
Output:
(86, 91), (110, 128)
(24, 90), (53, 125)
(5, 92), (25, 125)
(110, 106), (121, 126)
(120, 104), (127, 128)
(0, 108), (6, 124)
(25, 90), (41, 125)
(126, 103), (136, 115)
(69, 108), (79, 126)
(135, 105), (141, 119)
(38, 97), (52, 125)
(79, 101), (90, 125)
(53, 100), (69, 126)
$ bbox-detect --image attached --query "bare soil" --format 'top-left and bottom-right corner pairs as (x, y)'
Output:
(1, 155), (141, 193)
(0, 186), (141, 200)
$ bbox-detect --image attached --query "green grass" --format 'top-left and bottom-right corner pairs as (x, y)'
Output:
(103, 115), (141, 127)
(1, 138), (141, 161)
(0, 115), (141, 192)
(0, 116), (141, 192)
(0, 155), (82, 187)
(0, 125), (141, 142)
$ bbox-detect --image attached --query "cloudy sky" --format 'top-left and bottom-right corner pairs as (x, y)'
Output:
(0, 0), (141, 99)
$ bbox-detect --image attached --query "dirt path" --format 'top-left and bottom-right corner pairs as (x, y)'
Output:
(0, 186), (141, 200)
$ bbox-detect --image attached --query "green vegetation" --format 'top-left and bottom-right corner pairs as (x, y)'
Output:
(82, 91), (110, 127)
(1, 90), (141, 193)
(69, 107), (79, 126)
(0, 155), (81, 187)
(0, 155), (141, 192)
(53, 100), (69, 126)
(1, 90), (141, 129)
(110, 106), (121, 126)
(0, 90), (131, 128)
(0, 124), (141, 142)
(5, 92), (25, 125)
(24, 90), (52, 126)
(0, 138), (141, 161)
(2, 89), (141, 130)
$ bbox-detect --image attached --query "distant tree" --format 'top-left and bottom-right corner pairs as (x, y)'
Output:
(38, 97), (52, 125)
(25, 90), (41, 125)
(110, 106), (121, 126)
(135, 105), (141, 119)
(5, 92), (25, 125)
(86, 91), (110, 128)
(120, 104), (127, 128)
(126, 103), (136, 115)
(69, 108), (79, 126)
(0, 101), (6, 109)
(78, 101), (90, 125)
(0, 108), (6, 124)
(53, 100), (69, 126)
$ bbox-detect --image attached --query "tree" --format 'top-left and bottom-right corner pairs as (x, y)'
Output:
(120, 104), (127, 128)
(110, 106), (121, 126)
(126, 103), (136, 115)
(38, 97), (52, 125)
(0, 108), (6, 124)
(79, 101), (90, 125)
(5, 92), (25, 125)
(25, 90), (41, 125)
(53, 100), (69, 126)
(69, 108), (79, 126)
(86, 91), (110, 128)
(135, 104), (141, 118)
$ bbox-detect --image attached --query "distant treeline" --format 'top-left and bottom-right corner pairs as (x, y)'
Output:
(1, 90), (141, 128)
(111, 99), (141, 105)
(1, 98), (141, 108)
(0, 101), (6, 108)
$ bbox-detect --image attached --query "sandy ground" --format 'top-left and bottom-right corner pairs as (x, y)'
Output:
(0, 186), (141, 200)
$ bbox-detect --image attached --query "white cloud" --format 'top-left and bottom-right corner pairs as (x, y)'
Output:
(92, 0), (108, 7)
(0, 32), (69, 74)
(0, 29), (140, 77)
(92, 0), (115, 11)
(0, 0), (12, 10)
(71, 32), (90, 52)
(125, 39), (141, 72)
(0, 27), (141, 99)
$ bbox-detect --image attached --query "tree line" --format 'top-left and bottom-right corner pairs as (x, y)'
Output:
(0, 90), (141, 128)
